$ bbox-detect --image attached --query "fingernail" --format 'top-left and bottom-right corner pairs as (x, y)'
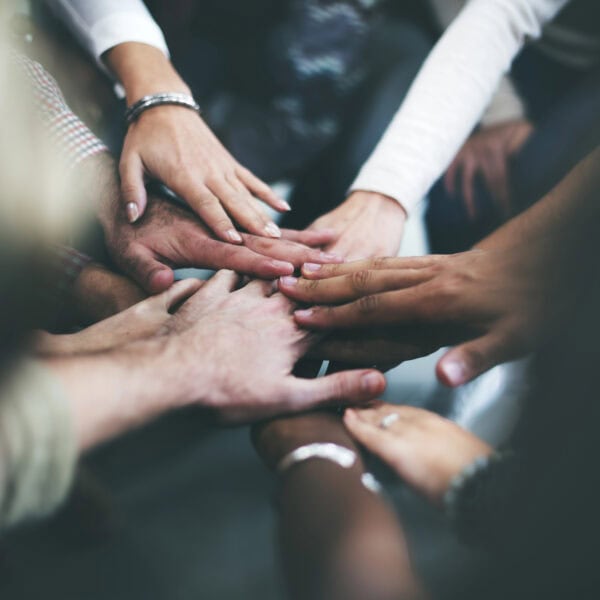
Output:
(126, 202), (140, 223)
(279, 200), (292, 211)
(279, 276), (298, 287)
(440, 360), (466, 386)
(265, 223), (282, 238)
(227, 229), (243, 243)
(303, 263), (322, 272)
(319, 252), (343, 262)
(361, 372), (382, 393)
(272, 261), (294, 274)
(294, 308), (314, 319)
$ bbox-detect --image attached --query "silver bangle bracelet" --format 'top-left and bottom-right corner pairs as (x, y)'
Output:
(277, 443), (357, 473)
(125, 92), (201, 125)
(276, 443), (383, 495)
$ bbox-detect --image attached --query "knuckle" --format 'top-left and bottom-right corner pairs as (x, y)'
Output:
(357, 294), (379, 315)
(349, 269), (372, 293)
(371, 257), (391, 270)
(302, 279), (320, 293)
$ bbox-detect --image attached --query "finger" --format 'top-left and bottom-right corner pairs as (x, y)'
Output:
(351, 404), (424, 428)
(436, 332), (512, 387)
(300, 255), (443, 280)
(293, 287), (432, 330)
(278, 268), (432, 305)
(343, 409), (407, 464)
(281, 228), (337, 247)
(120, 154), (147, 223)
(209, 175), (281, 239)
(241, 235), (342, 268)
(443, 155), (461, 197)
(240, 278), (277, 298)
(160, 278), (205, 311)
(184, 236), (294, 278)
(284, 369), (387, 409)
(121, 245), (175, 294)
(460, 156), (478, 221)
(193, 269), (240, 301)
(481, 154), (511, 218)
(171, 180), (242, 244)
(235, 165), (290, 212)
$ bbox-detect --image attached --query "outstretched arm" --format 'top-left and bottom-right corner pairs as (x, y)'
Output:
(281, 145), (600, 385)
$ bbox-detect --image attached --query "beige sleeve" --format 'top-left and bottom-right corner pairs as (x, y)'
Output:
(0, 359), (77, 530)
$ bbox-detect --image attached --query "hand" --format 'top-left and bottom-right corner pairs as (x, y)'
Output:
(100, 184), (340, 294)
(69, 262), (147, 323)
(306, 191), (406, 261)
(344, 403), (492, 506)
(50, 270), (387, 450)
(34, 278), (203, 355)
(279, 242), (572, 386)
(159, 270), (387, 425)
(107, 43), (288, 241)
(444, 120), (533, 219)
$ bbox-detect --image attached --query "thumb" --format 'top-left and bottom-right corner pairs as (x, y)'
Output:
(436, 334), (510, 387)
(120, 154), (147, 222)
(121, 247), (174, 294)
(286, 369), (386, 410)
(160, 278), (204, 311)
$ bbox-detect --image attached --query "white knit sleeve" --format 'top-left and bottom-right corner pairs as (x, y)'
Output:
(350, 0), (568, 215)
(44, 0), (169, 67)
(0, 360), (77, 529)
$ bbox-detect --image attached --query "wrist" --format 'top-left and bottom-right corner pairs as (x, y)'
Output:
(347, 190), (407, 221)
(45, 340), (168, 451)
(106, 42), (191, 105)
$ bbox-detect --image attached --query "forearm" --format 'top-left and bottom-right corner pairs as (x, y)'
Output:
(350, 0), (567, 215)
(252, 412), (425, 600)
(478, 146), (600, 252)
(105, 42), (190, 104)
(45, 337), (191, 452)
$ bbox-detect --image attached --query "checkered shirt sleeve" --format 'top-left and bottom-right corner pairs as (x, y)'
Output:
(10, 51), (108, 168)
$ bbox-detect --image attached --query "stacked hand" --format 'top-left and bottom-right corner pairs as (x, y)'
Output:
(50, 270), (387, 450)
(93, 153), (342, 294)
(344, 403), (492, 506)
(279, 242), (569, 385)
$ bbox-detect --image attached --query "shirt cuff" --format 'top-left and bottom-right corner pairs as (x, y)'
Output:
(0, 359), (77, 529)
(349, 166), (418, 217)
(90, 13), (169, 67)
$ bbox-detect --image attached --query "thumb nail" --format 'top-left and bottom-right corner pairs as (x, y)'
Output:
(440, 360), (467, 386)
(126, 202), (140, 223)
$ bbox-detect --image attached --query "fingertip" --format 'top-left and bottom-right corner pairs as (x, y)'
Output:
(301, 263), (323, 277)
(360, 370), (387, 396)
(148, 268), (175, 294)
(226, 229), (244, 244)
(436, 357), (468, 387)
(269, 261), (294, 276)
(264, 223), (282, 239)
(294, 308), (317, 322)
(126, 202), (140, 224)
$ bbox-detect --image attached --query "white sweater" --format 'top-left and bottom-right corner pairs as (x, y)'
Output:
(350, 0), (568, 214)
(48, 0), (568, 215)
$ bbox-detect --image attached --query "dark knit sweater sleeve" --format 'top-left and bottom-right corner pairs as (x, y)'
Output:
(444, 451), (521, 551)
